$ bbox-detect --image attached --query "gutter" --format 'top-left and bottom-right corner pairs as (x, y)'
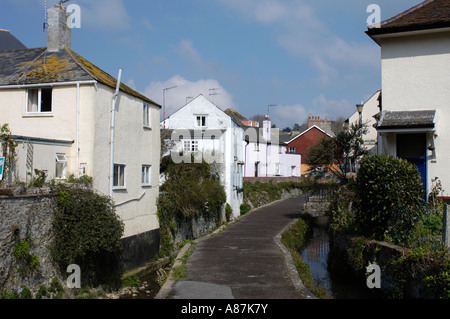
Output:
(0, 80), (97, 90)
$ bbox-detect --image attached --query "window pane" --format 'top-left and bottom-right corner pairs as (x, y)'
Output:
(41, 88), (52, 112)
(114, 165), (119, 186)
(119, 166), (125, 186)
(28, 89), (38, 112)
(202, 116), (206, 126)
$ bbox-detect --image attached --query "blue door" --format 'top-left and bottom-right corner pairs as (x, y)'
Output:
(397, 134), (427, 193)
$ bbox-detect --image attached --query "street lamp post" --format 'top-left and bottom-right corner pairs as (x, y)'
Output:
(163, 86), (177, 129)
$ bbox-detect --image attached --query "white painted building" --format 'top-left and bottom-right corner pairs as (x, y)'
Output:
(346, 90), (381, 155)
(0, 5), (161, 270)
(367, 0), (450, 198)
(242, 116), (301, 178)
(162, 95), (244, 218)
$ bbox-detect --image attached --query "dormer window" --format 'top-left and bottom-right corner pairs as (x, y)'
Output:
(27, 88), (52, 113)
(196, 115), (207, 127)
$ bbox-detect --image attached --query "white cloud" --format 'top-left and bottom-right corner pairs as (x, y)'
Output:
(144, 75), (236, 119)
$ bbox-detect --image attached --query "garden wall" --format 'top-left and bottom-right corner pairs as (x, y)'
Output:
(0, 191), (62, 293)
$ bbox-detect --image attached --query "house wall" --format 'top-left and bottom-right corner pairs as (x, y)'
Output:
(91, 83), (160, 239)
(380, 31), (450, 195)
(0, 83), (161, 244)
(286, 127), (331, 175)
(347, 90), (380, 153)
(164, 95), (243, 219)
(0, 85), (80, 181)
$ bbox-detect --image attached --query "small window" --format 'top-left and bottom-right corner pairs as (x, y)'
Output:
(27, 88), (52, 113)
(196, 115), (207, 127)
(55, 153), (67, 179)
(183, 141), (199, 152)
(113, 164), (126, 188)
(143, 103), (150, 127)
(289, 147), (296, 153)
(191, 141), (199, 152)
(142, 165), (151, 186)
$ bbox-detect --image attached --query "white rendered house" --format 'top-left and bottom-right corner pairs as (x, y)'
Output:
(367, 0), (450, 198)
(0, 5), (161, 270)
(242, 115), (301, 178)
(162, 95), (244, 218)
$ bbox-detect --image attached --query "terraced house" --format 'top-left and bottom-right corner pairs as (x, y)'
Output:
(0, 5), (161, 270)
(367, 0), (450, 199)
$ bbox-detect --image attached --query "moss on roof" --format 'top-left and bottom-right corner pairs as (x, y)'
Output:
(0, 46), (160, 107)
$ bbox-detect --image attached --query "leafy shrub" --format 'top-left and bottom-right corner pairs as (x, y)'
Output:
(353, 155), (424, 241)
(51, 184), (124, 288)
(240, 204), (251, 215)
(158, 156), (226, 256)
(225, 203), (233, 221)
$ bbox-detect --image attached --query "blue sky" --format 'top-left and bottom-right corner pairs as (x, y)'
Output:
(2, 0), (420, 129)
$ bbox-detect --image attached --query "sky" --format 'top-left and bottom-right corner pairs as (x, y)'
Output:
(2, 0), (421, 129)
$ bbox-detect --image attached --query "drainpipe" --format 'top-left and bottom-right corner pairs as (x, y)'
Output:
(110, 68), (122, 201)
(76, 82), (80, 177)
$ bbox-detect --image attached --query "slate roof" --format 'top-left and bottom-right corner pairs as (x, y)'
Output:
(0, 30), (27, 50)
(0, 46), (160, 106)
(378, 110), (436, 130)
(367, 0), (450, 36)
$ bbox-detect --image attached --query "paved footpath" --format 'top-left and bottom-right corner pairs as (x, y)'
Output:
(163, 195), (315, 299)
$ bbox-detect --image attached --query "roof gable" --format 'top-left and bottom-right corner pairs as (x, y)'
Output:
(287, 125), (333, 144)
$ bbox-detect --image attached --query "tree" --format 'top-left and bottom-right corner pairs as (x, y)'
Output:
(306, 121), (368, 183)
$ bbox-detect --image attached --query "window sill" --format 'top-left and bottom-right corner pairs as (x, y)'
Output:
(23, 113), (54, 118)
(143, 126), (152, 130)
(113, 186), (127, 191)
(141, 184), (153, 188)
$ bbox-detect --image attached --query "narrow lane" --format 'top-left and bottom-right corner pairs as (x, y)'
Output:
(167, 195), (309, 299)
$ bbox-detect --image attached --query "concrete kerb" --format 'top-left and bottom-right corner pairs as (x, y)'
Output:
(274, 219), (317, 299)
(155, 242), (193, 299)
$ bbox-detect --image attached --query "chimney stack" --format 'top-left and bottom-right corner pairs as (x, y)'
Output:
(47, 5), (71, 52)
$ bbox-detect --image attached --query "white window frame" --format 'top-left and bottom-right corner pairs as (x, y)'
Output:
(183, 140), (199, 152)
(55, 153), (67, 179)
(27, 88), (52, 114)
(141, 165), (151, 186)
(113, 164), (126, 189)
(196, 115), (207, 127)
(143, 103), (151, 128)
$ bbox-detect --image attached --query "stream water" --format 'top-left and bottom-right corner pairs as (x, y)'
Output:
(301, 221), (383, 299)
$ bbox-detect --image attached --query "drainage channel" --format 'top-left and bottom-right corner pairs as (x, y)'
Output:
(301, 219), (383, 299)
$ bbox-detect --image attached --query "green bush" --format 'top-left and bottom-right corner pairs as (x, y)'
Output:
(240, 204), (251, 215)
(353, 155), (424, 241)
(51, 184), (124, 288)
(158, 157), (227, 256)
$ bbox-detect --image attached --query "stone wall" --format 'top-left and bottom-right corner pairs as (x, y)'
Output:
(172, 208), (226, 245)
(0, 192), (62, 293)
